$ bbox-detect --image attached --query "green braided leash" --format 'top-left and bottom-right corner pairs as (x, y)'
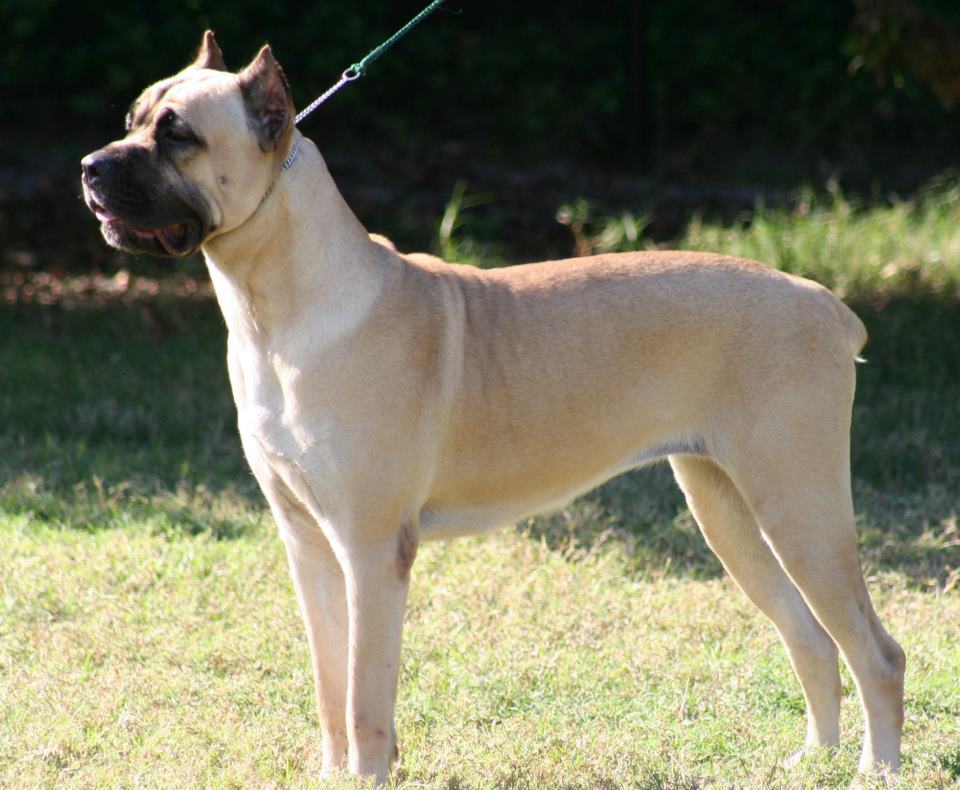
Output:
(295, 0), (447, 125)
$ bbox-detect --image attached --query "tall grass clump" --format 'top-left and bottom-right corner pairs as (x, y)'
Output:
(681, 179), (960, 299)
(435, 181), (504, 266)
(556, 178), (960, 301)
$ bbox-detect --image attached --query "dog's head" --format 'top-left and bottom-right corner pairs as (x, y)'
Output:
(81, 32), (296, 257)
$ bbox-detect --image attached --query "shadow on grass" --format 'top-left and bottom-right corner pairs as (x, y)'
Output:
(1, 288), (958, 583)
(0, 298), (264, 540)
(940, 749), (960, 781)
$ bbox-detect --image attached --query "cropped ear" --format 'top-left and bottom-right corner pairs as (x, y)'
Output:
(239, 45), (295, 151)
(191, 30), (227, 71)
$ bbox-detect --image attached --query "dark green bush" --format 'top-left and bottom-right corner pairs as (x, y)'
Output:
(2, 0), (957, 171)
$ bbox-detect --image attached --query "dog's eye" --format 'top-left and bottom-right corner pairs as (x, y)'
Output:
(164, 126), (196, 143)
(154, 109), (198, 145)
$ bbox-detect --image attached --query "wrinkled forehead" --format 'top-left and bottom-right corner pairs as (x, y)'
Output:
(127, 69), (242, 130)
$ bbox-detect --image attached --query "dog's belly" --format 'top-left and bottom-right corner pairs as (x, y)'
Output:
(419, 436), (705, 540)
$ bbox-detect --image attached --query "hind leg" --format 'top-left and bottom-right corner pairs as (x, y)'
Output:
(669, 454), (842, 756)
(725, 416), (904, 773)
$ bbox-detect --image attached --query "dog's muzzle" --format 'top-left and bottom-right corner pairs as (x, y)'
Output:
(81, 149), (205, 258)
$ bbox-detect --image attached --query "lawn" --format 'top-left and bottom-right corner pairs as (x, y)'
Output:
(2, 185), (959, 788)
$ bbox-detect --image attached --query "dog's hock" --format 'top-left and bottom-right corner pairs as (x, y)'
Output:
(191, 30), (227, 72)
(239, 45), (295, 151)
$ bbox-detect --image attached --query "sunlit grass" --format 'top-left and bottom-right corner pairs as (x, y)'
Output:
(3, 521), (958, 788)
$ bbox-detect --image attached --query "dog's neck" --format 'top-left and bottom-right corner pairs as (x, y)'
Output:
(201, 132), (381, 345)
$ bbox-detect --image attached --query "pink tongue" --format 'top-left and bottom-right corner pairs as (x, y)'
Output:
(95, 205), (119, 223)
(93, 203), (188, 253)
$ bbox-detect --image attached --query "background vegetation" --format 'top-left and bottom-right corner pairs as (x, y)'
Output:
(5, 0), (960, 277)
(3, 1), (960, 179)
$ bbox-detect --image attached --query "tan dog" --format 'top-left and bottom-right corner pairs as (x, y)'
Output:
(81, 32), (905, 785)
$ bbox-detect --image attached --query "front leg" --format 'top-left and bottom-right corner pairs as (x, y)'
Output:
(342, 521), (417, 784)
(281, 523), (350, 774)
(241, 433), (352, 773)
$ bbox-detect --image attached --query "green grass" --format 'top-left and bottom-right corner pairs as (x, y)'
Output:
(2, 187), (959, 788)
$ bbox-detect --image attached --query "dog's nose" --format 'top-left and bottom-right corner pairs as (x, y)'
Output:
(81, 152), (115, 186)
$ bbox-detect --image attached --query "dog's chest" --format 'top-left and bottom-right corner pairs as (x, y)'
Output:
(227, 338), (320, 464)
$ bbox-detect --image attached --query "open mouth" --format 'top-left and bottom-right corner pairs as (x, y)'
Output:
(87, 195), (197, 256)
